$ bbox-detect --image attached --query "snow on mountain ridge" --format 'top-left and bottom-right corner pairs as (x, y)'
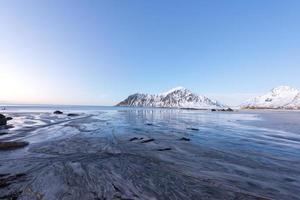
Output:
(161, 86), (186, 95)
(241, 85), (300, 109)
(285, 93), (300, 109)
(117, 87), (225, 109)
(271, 85), (298, 95)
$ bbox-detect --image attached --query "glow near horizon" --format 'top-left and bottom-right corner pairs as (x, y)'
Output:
(0, 0), (300, 106)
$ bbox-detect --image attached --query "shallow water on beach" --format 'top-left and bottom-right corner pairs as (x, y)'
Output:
(0, 106), (300, 200)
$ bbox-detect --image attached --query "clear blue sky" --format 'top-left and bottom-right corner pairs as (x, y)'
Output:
(0, 0), (300, 106)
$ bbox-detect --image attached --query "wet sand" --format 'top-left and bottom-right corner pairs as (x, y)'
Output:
(0, 108), (299, 200)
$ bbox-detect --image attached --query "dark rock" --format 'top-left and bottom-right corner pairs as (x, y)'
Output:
(0, 124), (14, 130)
(0, 141), (29, 150)
(157, 148), (172, 151)
(141, 138), (155, 143)
(146, 123), (153, 126)
(179, 137), (190, 141)
(130, 137), (144, 142)
(67, 113), (80, 117)
(211, 108), (234, 112)
(0, 114), (7, 126)
(53, 110), (63, 114)
(187, 128), (199, 131)
(6, 116), (13, 121)
(129, 137), (139, 141)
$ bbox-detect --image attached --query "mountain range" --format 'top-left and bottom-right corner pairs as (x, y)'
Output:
(117, 85), (300, 110)
(117, 87), (225, 109)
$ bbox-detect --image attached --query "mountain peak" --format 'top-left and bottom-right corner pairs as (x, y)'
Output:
(271, 85), (298, 94)
(242, 85), (300, 109)
(117, 87), (225, 109)
(162, 86), (187, 95)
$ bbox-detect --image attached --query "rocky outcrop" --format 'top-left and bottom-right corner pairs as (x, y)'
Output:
(0, 141), (29, 150)
(0, 114), (7, 126)
(53, 110), (63, 114)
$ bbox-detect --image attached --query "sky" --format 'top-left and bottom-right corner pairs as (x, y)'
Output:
(0, 0), (300, 106)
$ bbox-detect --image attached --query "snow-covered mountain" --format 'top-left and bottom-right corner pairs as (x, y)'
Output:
(117, 87), (225, 109)
(241, 86), (300, 109)
(285, 93), (300, 109)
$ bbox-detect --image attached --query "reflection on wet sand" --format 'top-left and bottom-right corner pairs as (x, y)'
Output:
(0, 108), (300, 200)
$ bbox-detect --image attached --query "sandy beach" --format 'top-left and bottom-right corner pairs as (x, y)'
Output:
(0, 107), (300, 200)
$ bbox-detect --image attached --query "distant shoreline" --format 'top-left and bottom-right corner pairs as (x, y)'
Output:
(1, 104), (300, 112)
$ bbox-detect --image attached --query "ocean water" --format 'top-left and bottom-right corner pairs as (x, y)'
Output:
(0, 106), (300, 199)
